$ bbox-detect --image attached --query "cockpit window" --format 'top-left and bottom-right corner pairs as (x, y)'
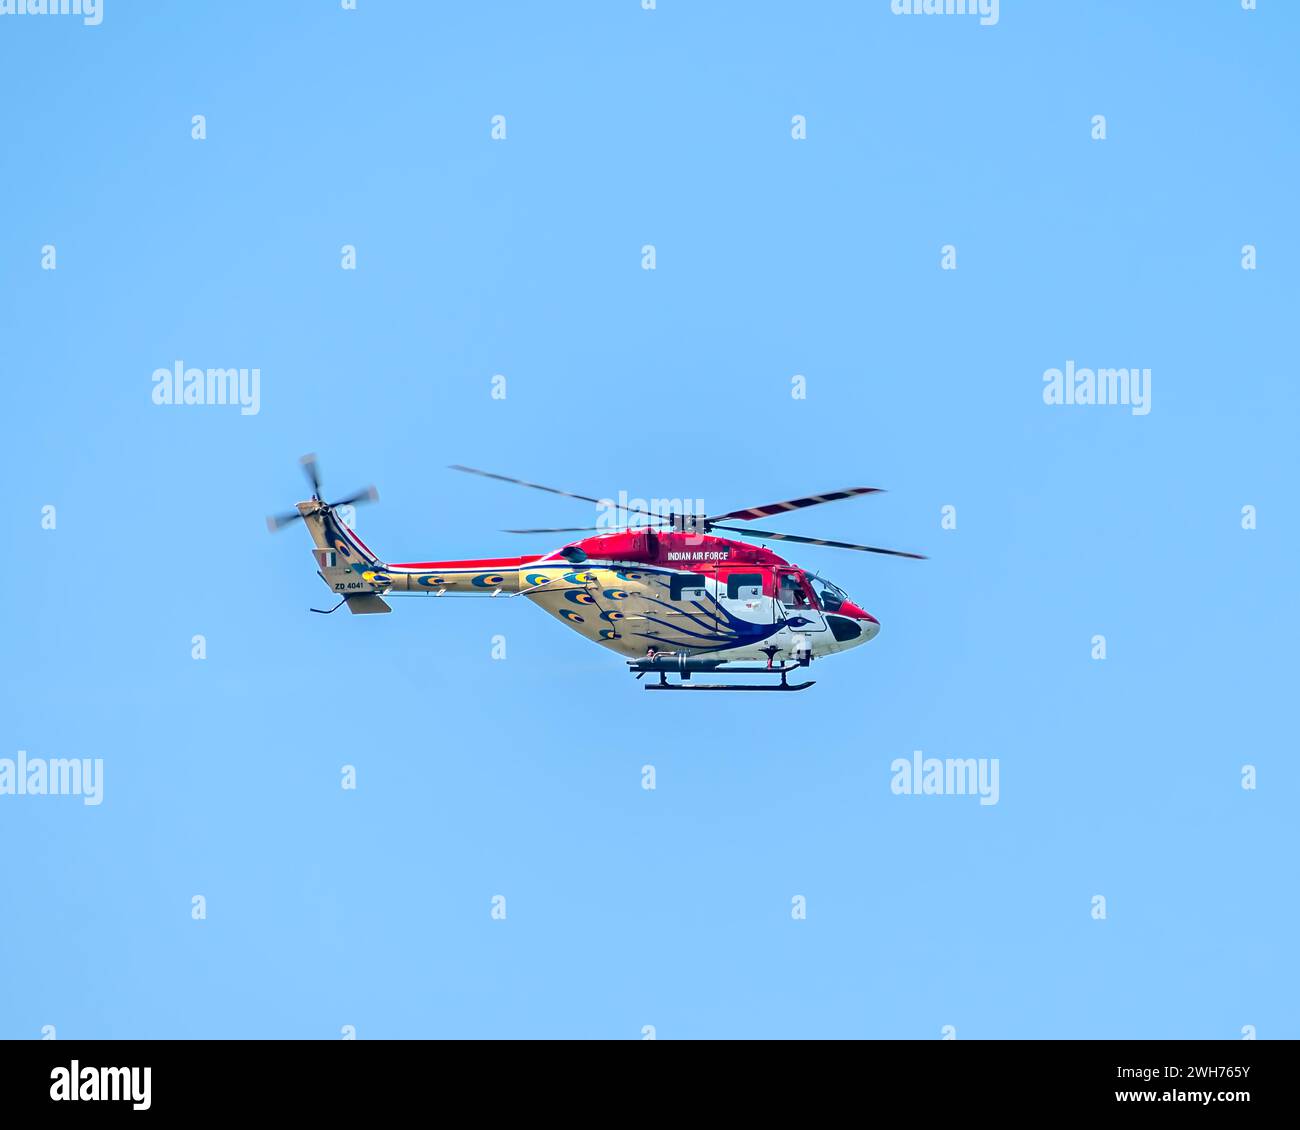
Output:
(807, 573), (849, 613)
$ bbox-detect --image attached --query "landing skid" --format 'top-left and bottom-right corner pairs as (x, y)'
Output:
(646, 678), (815, 692)
(643, 667), (815, 692)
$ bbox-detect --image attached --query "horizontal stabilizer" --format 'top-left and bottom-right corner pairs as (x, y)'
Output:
(345, 593), (391, 615)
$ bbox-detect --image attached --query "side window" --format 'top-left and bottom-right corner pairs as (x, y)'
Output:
(726, 573), (764, 600)
(670, 573), (708, 602)
(779, 573), (811, 609)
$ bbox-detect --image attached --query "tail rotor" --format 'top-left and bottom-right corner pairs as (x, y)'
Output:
(266, 453), (379, 533)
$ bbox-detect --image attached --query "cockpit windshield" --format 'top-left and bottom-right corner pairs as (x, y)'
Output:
(806, 573), (849, 613)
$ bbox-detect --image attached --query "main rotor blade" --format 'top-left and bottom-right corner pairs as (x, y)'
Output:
(300, 453), (323, 498)
(710, 524), (926, 559)
(329, 486), (379, 508)
(449, 465), (663, 524)
(705, 487), (883, 524)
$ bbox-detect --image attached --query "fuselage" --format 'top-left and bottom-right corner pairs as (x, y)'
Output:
(366, 528), (880, 665)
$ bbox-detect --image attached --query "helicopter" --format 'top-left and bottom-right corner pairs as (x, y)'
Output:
(267, 456), (926, 692)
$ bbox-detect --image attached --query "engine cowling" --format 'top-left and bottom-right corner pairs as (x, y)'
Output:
(579, 529), (657, 561)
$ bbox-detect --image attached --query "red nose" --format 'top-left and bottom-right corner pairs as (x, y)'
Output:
(838, 600), (877, 624)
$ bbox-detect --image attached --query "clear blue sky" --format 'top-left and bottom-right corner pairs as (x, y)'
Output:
(2, 1), (1296, 1039)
